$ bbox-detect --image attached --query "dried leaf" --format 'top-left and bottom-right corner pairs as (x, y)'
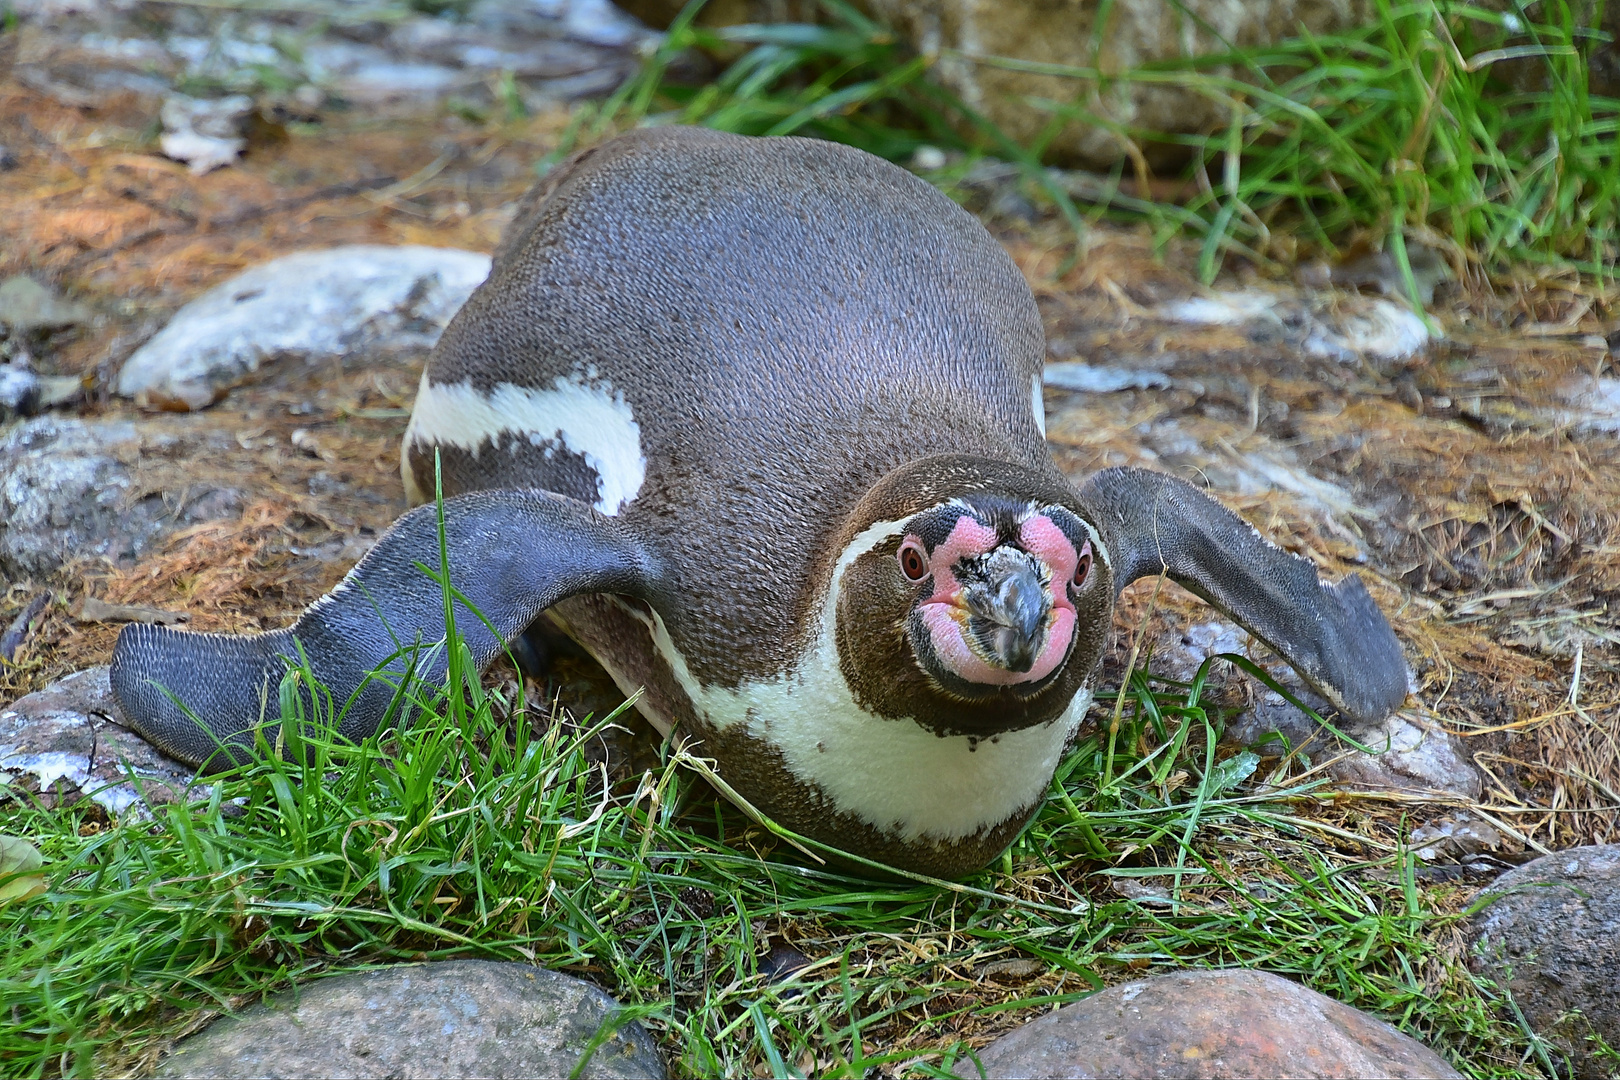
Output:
(0, 835), (46, 905)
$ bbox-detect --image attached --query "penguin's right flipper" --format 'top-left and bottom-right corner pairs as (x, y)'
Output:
(1080, 467), (1408, 726)
(110, 489), (657, 770)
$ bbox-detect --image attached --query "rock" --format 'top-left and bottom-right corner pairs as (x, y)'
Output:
(1043, 363), (1172, 393)
(957, 968), (1461, 1079)
(159, 94), (252, 175)
(157, 959), (665, 1079)
(0, 416), (242, 580)
(1328, 712), (1480, 801)
(0, 275), (92, 334)
(0, 364), (41, 418)
(1156, 290), (1433, 363)
(1559, 375), (1620, 435)
(0, 361), (79, 419)
(1468, 844), (1620, 1079)
(115, 246), (492, 411)
(1411, 812), (1515, 864)
(0, 667), (198, 814)
(12, 0), (643, 115)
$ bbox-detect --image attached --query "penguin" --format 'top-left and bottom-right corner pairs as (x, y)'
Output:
(110, 127), (1408, 878)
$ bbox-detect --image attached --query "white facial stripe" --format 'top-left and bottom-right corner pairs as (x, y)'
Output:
(1032, 373), (1047, 438)
(403, 372), (646, 516)
(636, 517), (1084, 842)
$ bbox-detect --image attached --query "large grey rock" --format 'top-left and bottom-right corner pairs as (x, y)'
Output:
(1468, 844), (1620, 1079)
(956, 968), (1461, 1078)
(0, 417), (242, 580)
(157, 960), (665, 1079)
(0, 666), (197, 814)
(116, 246), (491, 411)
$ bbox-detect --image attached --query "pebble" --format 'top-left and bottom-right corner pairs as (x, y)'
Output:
(1327, 712), (1481, 801)
(1155, 289), (1434, 363)
(0, 275), (92, 334)
(0, 666), (196, 815)
(156, 959), (665, 1079)
(956, 968), (1461, 1079)
(1468, 844), (1620, 1079)
(1043, 363), (1173, 394)
(0, 364), (41, 418)
(158, 94), (252, 175)
(1559, 375), (1620, 434)
(114, 246), (491, 411)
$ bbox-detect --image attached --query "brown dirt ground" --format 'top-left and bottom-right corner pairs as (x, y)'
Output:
(1, 72), (1618, 1073)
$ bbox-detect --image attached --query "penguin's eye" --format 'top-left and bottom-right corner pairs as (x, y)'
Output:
(1073, 544), (1093, 588)
(898, 542), (929, 581)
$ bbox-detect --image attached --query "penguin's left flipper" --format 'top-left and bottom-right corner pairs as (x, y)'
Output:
(1080, 467), (1408, 726)
(110, 489), (656, 770)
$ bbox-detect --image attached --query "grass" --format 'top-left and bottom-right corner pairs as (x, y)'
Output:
(0, 616), (1543, 1077)
(584, 0), (1620, 288)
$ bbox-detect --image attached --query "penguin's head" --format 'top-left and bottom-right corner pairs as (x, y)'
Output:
(833, 457), (1113, 738)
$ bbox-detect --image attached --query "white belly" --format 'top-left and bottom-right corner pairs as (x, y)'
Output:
(611, 516), (1090, 844)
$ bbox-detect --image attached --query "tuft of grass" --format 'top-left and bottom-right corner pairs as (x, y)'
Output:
(594, 0), (1620, 286)
(0, 633), (1539, 1077)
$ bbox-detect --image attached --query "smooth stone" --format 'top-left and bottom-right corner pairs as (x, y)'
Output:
(0, 666), (197, 815)
(1042, 363), (1172, 394)
(158, 93), (251, 175)
(0, 416), (243, 580)
(1410, 812), (1512, 865)
(0, 275), (92, 333)
(0, 365), (40, 418)
(1468, 844), (1620, 1079)
(115, 246), (492, 411)
(1327, 712), (1481, 802)
(156, 959), (665, 1079)
(1558, 375), (1620, 434)
(0, 363), (79, 419)
(1155, 290), (1433, 362)
(957, 968), (1461, 1079)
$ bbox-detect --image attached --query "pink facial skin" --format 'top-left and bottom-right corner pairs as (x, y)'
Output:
(908, 511), (1086, 687)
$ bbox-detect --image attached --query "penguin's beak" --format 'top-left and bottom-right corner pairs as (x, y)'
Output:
(960, 546), (1051, 673)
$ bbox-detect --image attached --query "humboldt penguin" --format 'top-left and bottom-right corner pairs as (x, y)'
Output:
(110, 127), (1408, 878)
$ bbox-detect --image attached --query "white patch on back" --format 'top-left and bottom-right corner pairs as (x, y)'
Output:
(402, 371), (645, 515)
(1032, 372), (1047, 438)
(636, 517), (1088, 843)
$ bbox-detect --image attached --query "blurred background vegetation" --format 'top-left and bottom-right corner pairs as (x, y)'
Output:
(591, 0), (1619, 288)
